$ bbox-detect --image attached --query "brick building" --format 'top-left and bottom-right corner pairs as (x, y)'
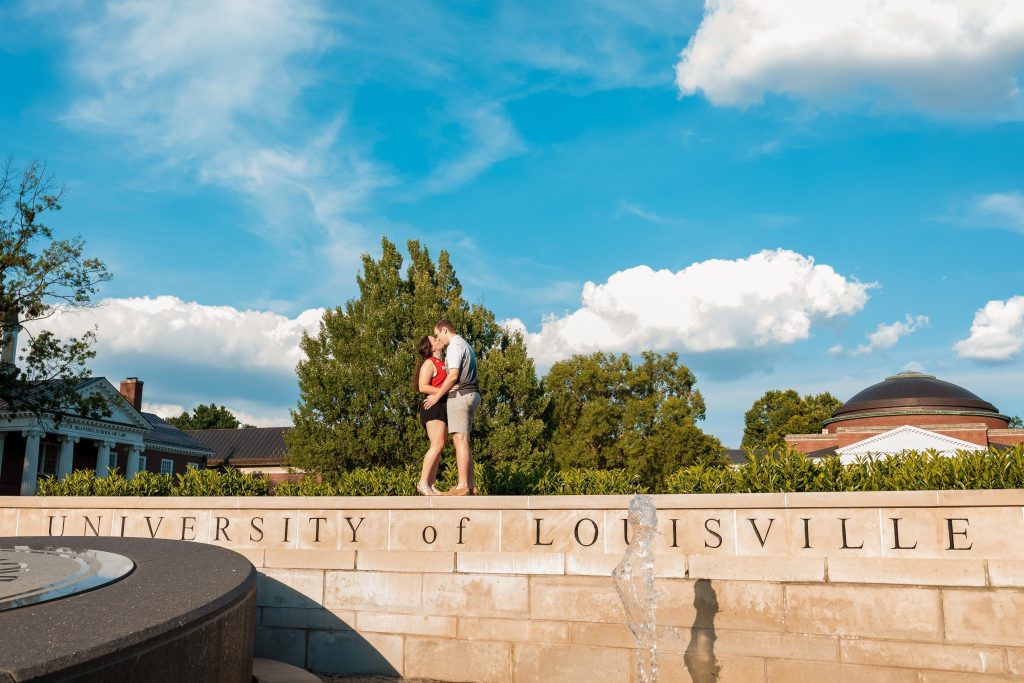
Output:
(187, 426), (299, 488)
(785, 370), (1024, 462)
(0, 377), (212, 495)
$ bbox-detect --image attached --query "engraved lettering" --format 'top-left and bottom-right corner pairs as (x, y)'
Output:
(214, 516), (231, 542)
(118, 515), (127, 538)
(748, 517), (775, 548)
(946, 518), (973, 551)
(249, 517), (263, 543)
(670, 518), (679, 548)
(622, 518), (631, 546)
(283, 517), (292, 543)
(310, 517), (327, 543)
(704, 518), (722, 549)
(839, 518), (863, 549)
(574, 518), (599, 547)
(890, 517), (917, 550)
(83, 516), (102, 537)
(534, 518), (553, 546)
(344, 516), (364, 543)
(145, 516), (164, 538)
(181, 516), (197, 541)
(47, 515), (67, 537)
(458, 516), (470, 545)
(422, 525), (437, 544)
(801, 517), (812, 549)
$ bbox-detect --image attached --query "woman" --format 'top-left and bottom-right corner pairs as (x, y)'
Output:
(415, 335), (448, 496)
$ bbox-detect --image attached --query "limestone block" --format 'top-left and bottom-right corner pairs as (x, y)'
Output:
(334, 509), (389, 550)
(785, 584), (942, 640)
(457, 617), (571, 644)
(306, 630), (404, 676)
(203, 510), (294, 548)
(0, 507), (17, 535)
(261, 606), (355, 630)
(987, 561), (1024, 587)
(829, 556), (986, 586)
(841, 638), (1007, 675)
(323, 571), (422, 613)
(656, 628), (837, 663)
(766, 659), (918, 683)
(356, 611), (457, 637)
(879, 506), (1024, 559)
(230, 548), (265, 568)
(530, 576), (625, 623)
(688, 555), (824, 582)
(356, 549), (454, 573)
(565, 552), (686, 578)
(258, 569), (325, 609)
(456, 551), (564, 575)
(657, 654), (766, 683)
(253, 626), (306, 668)
(943, 589), (1024, 647)
(656, 579), (786, 633)
(512, 643), (631, 683)
(265, 548), (355, 570)
(405, 637), (511, 683)
(389, 509), (500, 551)
(422, 573), (529, 618)
(500, 509), (612, 553)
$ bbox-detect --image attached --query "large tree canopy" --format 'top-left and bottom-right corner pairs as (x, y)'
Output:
(741, 389), (843, 449)
(0, 158), (111, 419)
(544, 351), (724, 488)
(166, 403), (252, 430)
(285, 238), (547, 475)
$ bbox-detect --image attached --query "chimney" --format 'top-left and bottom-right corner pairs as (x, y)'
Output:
(119, 377), (143, 411)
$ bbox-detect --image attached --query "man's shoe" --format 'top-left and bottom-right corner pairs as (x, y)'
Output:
(444, 485), (471, 496)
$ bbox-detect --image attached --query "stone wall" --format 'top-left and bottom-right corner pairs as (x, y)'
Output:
(2, 492), (1023, 682)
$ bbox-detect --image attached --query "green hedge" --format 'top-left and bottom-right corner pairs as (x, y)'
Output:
(34, 446), (1024, 496)
(666, 446), (1024, 493)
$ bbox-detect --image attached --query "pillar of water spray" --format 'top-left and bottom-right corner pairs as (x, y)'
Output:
(613, 493), (659, 683)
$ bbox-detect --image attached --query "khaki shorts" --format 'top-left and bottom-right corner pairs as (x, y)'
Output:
(447, 390), (481, 434)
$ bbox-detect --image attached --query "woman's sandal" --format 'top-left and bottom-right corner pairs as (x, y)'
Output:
(416, 482), (435, 496)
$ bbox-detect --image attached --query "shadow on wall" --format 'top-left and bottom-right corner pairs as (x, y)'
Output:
(683, 579), (721, 683)
(254, 575), (399, 677)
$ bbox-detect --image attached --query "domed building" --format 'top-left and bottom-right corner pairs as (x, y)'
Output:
(785, 371), (1024, 462)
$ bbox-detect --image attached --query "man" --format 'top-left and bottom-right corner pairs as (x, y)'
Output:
(423, 319), (480, 495)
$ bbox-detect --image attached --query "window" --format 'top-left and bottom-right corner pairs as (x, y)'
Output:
(38, 442), (60, 477)
(160, 459), (174, 475)
(138, 455), (147, 471)
(108, 451), (118, 470)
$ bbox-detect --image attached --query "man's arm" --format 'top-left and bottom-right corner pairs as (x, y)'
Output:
(423, 370), (458, 408)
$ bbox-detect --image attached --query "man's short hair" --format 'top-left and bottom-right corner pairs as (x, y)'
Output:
(434, 319), (456, 334)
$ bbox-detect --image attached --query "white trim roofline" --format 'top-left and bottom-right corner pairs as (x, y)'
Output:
(836, 424), (986, 461)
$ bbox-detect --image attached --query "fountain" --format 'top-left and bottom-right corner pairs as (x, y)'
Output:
(612, 493), (659, 683)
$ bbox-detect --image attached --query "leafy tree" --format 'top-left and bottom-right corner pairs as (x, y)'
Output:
(286, 237), (548, 475)
(741, 389), (843, 449)
(543, 351), (724, 490)
(166, 403), (253, 430)
(1009, 415), (1023, 429)
(0, 158), (112, 419)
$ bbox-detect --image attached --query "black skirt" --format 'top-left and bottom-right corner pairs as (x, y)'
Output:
(419, 395), (448, 426)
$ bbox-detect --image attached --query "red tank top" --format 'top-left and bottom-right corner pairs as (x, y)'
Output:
(428, 357), (447, 388)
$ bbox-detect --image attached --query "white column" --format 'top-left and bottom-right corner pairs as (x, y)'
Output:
(56, 436), (78, 479)
(126, 445), (144, 479)
(95, 440), (115, 478)
(20, 426), (45, 496)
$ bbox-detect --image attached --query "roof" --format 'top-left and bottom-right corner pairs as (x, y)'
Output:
(0, 377), (102, 411)
(185, 427), (290, 467)
(142, 413), (214, 455)
(828, 371), (1000, 422)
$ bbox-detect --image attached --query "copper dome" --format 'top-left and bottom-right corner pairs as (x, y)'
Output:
(824, 371), (1004, 426)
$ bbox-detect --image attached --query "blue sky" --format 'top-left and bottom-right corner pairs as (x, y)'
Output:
(2, 1), (1023, 446)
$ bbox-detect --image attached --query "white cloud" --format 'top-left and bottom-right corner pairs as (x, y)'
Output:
(61, 1), (387, 256)
(973, 192), (1024, 232)
(512, 249), (872, 368)
(954, 295), (1024, 360)
(141, 402), (186, 418)
(25, 296), (324, 374)
(851, 315), (930, 355)
(676, 0), (1024, 118)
